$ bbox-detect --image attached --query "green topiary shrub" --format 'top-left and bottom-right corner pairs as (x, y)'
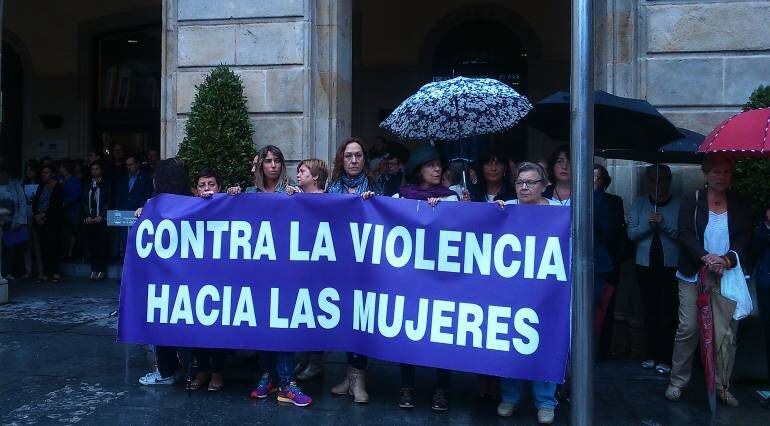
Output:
(178, 65), (255, 189)
(733, 85), (770, 219)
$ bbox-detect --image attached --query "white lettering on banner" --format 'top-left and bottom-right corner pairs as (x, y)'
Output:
(142, 283), (542, 356)
(181, 221), (205, 259)
(229, 221), (252, 260)
(232, 287), (257, 327)
(195, 285), (220, 326)
(133, 219), (566, 281)
(347, 290), (541, 355)
(289, 221), (310, 261)
(353, 290), (376, 333)
(290, 288), (317, 328)
(317, 287), (341, 329)
(147, 283), (169, 323)
(270, 288), (289, 328)
(512, 308), (540, 355)
(253, 221), (276, 260)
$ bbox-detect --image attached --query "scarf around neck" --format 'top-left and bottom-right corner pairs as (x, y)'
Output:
(398, 184), (456, 201)
(328, 172), (370, 195)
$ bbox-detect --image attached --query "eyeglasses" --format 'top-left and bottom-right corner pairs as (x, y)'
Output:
(515, 179), (543, 189)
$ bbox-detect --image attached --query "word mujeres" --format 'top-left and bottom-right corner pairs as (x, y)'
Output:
(135, 219), (567, 281)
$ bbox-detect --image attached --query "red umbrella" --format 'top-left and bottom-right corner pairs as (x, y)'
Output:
(697, 266), (717, 413)
(698, 107), (770, 156)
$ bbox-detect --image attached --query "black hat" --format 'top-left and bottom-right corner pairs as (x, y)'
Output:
(405, 145), (442, 181)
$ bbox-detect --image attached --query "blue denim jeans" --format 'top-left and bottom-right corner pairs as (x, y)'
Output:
(260, 351), (295, 387)
(501, 379), (557, 409)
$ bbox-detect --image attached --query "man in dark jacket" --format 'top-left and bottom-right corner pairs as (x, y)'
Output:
(114, 156), (153, 257)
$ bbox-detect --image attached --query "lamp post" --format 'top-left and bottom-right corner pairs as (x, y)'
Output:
(570, 0), (595, 423)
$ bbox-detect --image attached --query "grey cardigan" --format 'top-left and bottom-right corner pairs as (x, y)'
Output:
(627, 195), (681, 268)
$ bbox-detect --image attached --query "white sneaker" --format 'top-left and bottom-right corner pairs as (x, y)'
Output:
(655, 364), (671, 374)
(0, 277), (8, 285)
(139, 370), (175, 385)
(641, 359), (655, 369)
(537, 408), (555, 424)
(497, 401), (516, 417)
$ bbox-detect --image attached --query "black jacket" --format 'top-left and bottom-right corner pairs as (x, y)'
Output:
(677, 187), (752, 276)
(81, 180), (112, 221)
(115, 171), (153, 210)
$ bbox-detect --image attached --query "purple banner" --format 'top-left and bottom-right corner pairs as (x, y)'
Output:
(118, 193), (571, 382)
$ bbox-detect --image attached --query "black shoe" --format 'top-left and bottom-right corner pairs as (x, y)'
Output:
(431, 388), (448, 411)
(399, 387), (415, 408)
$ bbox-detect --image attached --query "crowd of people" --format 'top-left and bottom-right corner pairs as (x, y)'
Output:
(2, 135), (769, 423)
(0, 145), (158, 284)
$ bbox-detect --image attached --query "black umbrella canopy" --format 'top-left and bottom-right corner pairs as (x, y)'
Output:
(524, 90), (684, 151)
(597, 128), (705, 164)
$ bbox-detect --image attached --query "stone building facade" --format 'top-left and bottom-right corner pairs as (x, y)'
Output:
(2, 0), (769, 181)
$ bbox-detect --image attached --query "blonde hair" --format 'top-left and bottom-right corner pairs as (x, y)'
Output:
(298, 158), (329, 190)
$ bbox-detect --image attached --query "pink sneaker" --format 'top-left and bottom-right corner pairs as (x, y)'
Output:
(277, 382), (313, 407)
(250, 373), (277, 399)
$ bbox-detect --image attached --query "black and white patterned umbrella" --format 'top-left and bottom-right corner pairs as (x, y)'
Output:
(380, 77), (532, 141)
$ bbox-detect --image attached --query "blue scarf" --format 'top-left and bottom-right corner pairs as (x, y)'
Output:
(327, 173), (370, 195)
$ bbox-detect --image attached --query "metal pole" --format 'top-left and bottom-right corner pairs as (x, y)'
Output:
(570, 0), (594, 422)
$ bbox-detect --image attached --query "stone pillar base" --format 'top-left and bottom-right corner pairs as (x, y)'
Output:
(0, 283), (8, 304)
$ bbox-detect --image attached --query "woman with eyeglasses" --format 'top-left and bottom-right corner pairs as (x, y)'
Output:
(327, 137), (380, 403)
(498, 162), (560, 424)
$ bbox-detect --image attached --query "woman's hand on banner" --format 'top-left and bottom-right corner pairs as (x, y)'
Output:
(227, 186), (242, 196)
(361, 191), (376, 200)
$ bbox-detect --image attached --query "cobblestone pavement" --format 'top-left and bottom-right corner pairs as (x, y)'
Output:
(2, 278), (770, 425)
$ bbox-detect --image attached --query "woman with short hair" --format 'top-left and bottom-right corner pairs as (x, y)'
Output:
(665, 154), (752, 408)
(628, 164), (681, 375)
(288, 158), (329, 194)
(498, 161), (560, 424)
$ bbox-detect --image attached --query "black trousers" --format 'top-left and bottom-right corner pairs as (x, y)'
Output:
(193, 348), (227, 374)
(637, 265), (679, 364)
(400, 364), (451, 389)
(84, 222), (109, 272)
(156, 346), (179, 378)
(37, 223), (60, 275)
(757, 286), (770, 382)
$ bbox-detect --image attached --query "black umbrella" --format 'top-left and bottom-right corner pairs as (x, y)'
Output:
(597, 128), (704, 164)
(524, 90), (684, 151)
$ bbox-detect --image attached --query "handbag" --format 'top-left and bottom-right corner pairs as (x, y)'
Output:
(720, 250), (752, 320)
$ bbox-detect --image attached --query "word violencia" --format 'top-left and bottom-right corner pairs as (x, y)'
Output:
(134, 219), (567, 281)
(146, 284), (541, 355)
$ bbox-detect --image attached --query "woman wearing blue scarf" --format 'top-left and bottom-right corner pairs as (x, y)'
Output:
(326, 137), (381, 198)
(328, 137), (380, 403)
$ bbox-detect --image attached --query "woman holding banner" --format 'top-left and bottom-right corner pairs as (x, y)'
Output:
(227, 145), (290, 194)
(138, 157), (191, 386)
(328, 138), (381, 403)
(392, 145), (457, 411)
(499, 161), (559, 424)
(286, 159), (330, 381)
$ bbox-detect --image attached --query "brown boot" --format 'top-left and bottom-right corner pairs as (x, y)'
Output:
(348, 367), (369, 403)
(330, 366), (352, 395)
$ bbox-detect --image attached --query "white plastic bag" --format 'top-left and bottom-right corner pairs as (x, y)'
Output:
(721, 251), (752, 320)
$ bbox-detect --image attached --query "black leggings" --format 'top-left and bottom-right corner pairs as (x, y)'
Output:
(400, 364), (451, 389)
(347, 352), (367, 369)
